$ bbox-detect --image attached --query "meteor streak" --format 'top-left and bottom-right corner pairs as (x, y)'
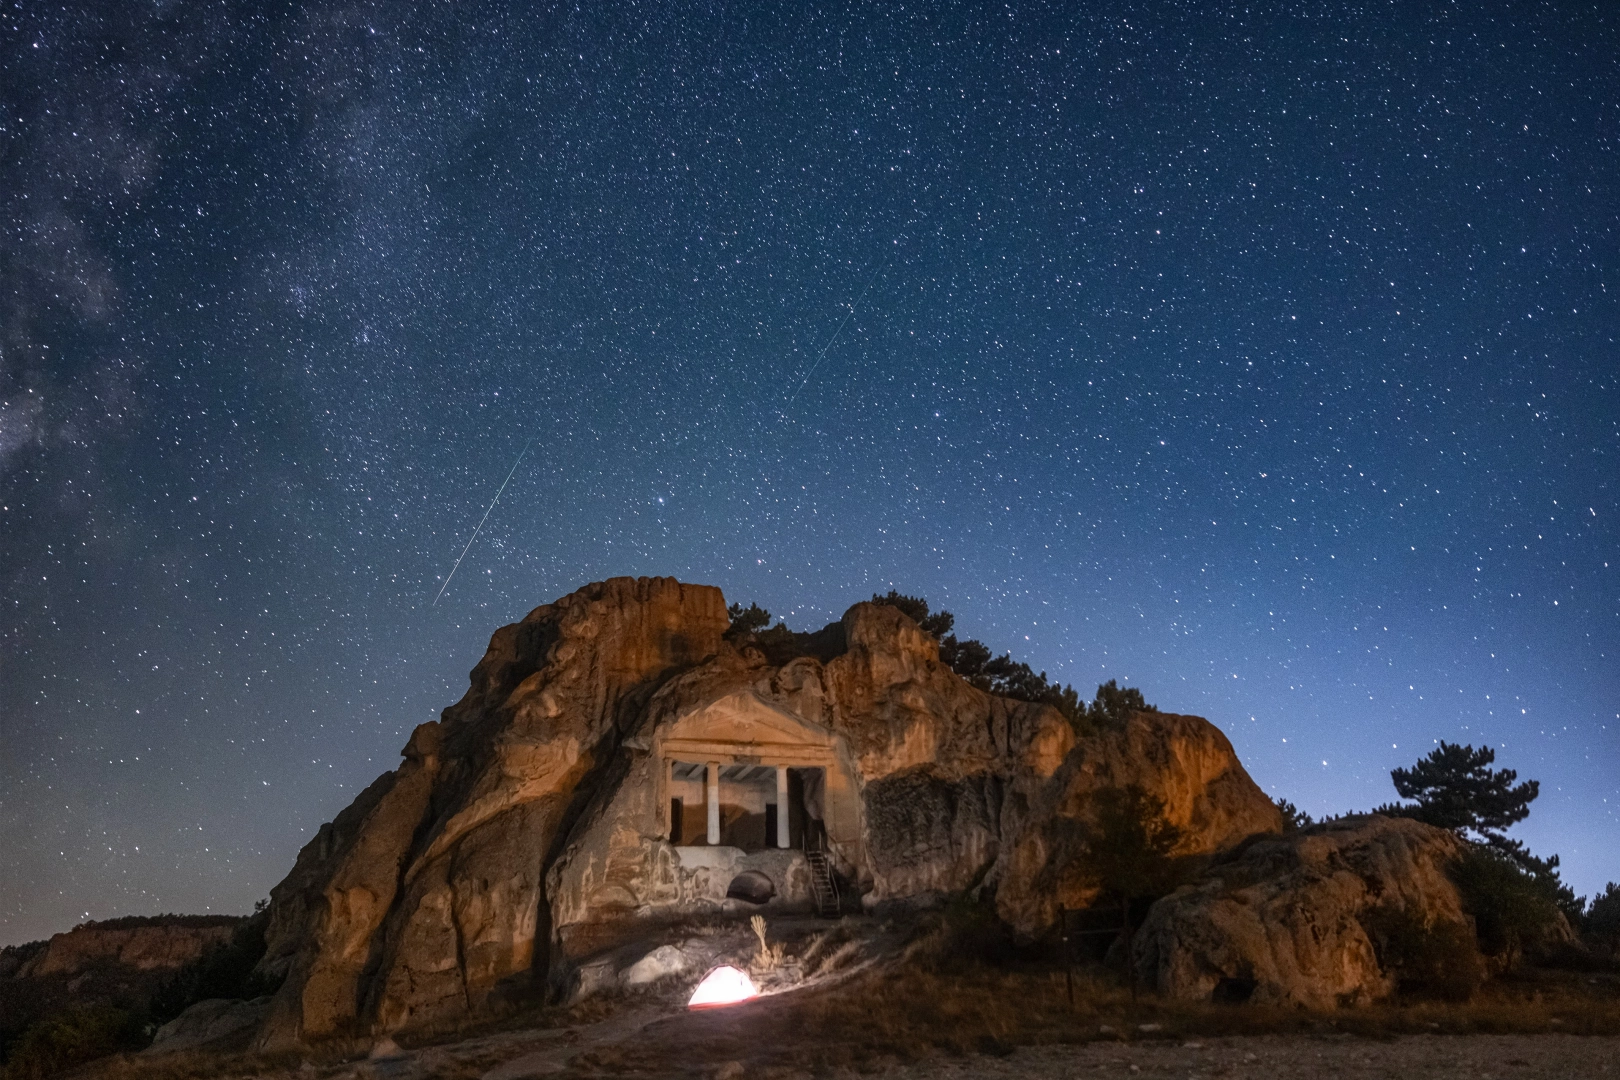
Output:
(432, 435), (535, 605)
(785, 253), (889, 408)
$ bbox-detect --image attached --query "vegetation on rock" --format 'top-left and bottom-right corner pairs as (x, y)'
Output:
(867, 591), (1157, 732)
(0, 1005), (145, 1080)
(1449, 844), (1565, 973)
(1273, 798), (1315, 832)
(147, 907), (278, 1029)
(1360, 903), (1483, 1002)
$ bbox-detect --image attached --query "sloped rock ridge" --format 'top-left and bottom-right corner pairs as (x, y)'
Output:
(1132, 814), (1474, 1009)
(7, 916), (239, 980)
(253, 576), (1282, 1045)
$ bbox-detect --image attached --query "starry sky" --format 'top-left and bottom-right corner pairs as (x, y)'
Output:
(2, 2), (1616, 946)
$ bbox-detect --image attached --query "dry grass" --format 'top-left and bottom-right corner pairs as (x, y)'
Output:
(596, 957), (1620, 1077)
(61, 913), (1620, 1080)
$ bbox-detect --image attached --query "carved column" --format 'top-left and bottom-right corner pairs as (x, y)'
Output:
(706, 761), (721, 845)
(776, 766), (790, 848)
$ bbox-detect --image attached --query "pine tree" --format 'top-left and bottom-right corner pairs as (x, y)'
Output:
(1376, 741), (1538, 840)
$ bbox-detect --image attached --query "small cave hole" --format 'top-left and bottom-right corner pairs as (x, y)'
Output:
(725, 870), (776, 905)
(1212, 976), (1257, 1005)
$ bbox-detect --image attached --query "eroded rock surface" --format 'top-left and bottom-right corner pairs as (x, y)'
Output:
(15, 917), (238, 979)
(994, 710), (1285, 935)
(253, 576), (1280, 1044)
(1131, 814), (1469, 1009)
(148, 997), (272, 1053)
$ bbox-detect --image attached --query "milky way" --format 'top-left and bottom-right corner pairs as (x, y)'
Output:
(2, 2), (1615, 944)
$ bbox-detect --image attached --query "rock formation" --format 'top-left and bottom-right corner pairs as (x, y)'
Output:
(9, 916), (238, 980)
(1131, 814), (1472, 1009)
(252, 576), (1282, 1045)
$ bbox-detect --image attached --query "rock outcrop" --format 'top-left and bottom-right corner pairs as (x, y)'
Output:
(994, 710), (1284, 934)
(257, 577), (730, 1043)
(1131, 815), (1470, 1009)
(13, 916), (238, 980)
(148, 997), (272, 1053)
(252, 577), (1281, 1044)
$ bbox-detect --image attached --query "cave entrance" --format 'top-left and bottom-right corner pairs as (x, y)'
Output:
(666, 761), (824, 851)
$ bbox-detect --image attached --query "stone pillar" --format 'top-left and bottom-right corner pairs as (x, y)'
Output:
(706, 761), (721, 845)
(776, 766), (790, 848)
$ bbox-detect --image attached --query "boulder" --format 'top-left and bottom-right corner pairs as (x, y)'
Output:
(148, 997), (271, 1053)
(1131, 815), (1469, 1009)
(622, 944), (692, 986)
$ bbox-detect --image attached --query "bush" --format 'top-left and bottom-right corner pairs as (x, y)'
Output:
(148, 910), (277, 1028)
(867, 593), (1156, 733)
(0, 1006), (143, 1080)
(1361, 904), (1483, 1002)
(1274, 798), (1314, 832)
(1450, 844), (1562, 971)
(1586, 883), (1620, 945)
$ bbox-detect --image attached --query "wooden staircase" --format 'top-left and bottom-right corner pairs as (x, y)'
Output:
(805, 849), (840, 918)
(804, 827), (840, 918)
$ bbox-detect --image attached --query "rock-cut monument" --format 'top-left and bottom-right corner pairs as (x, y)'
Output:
(247, 576), (1469, 1045)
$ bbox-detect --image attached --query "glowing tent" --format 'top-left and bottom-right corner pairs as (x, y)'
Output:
(687, 965), (759, 1008)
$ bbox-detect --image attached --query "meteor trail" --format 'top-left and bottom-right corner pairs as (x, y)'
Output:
(785, 253), (889, 408)
(432, 435), (535, 605)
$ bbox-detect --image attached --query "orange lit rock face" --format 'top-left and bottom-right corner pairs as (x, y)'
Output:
(253, 577), (1280, 1045)
(1132, 815), (1470, 1009)
(992, 711), (1286, 934)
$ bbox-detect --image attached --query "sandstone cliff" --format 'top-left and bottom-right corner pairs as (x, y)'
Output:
(252, 577), (1280, 1044)
(13, 917), (238, 980)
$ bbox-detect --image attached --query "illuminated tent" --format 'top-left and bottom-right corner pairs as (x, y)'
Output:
(687, 965), (759, 1008)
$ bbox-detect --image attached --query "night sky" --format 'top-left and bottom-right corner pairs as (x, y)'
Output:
(2, 2), (1616, 946)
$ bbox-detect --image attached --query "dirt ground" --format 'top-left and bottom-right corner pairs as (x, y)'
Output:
(875, 1035), (1619, 1080)
(90, 994), (1620, 1080)
(390, 1013), (1620, 1080)
(357, 990), (1620, 1080)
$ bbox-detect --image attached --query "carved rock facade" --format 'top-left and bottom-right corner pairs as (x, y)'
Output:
(254, 577), (1280, 1044)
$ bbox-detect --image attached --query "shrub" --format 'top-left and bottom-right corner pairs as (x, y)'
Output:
(1449, 844), (1562, 971)
(1361, 904), (1483, 1002)
(1586, 883), (1620, 945)
(0, 1006), (143, 1080)
(1274, 798), (1314, 832)
(147, 910), (277, 1029)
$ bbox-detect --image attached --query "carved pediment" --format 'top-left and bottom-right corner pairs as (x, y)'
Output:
(659, 691), (835, 759)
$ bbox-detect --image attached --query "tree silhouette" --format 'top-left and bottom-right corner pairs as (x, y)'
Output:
(1377, 741), (1538, 841)
(868, 592), (1156, 733)
(1077, 785), (1183, 993)
(726, 602), (773, 637)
